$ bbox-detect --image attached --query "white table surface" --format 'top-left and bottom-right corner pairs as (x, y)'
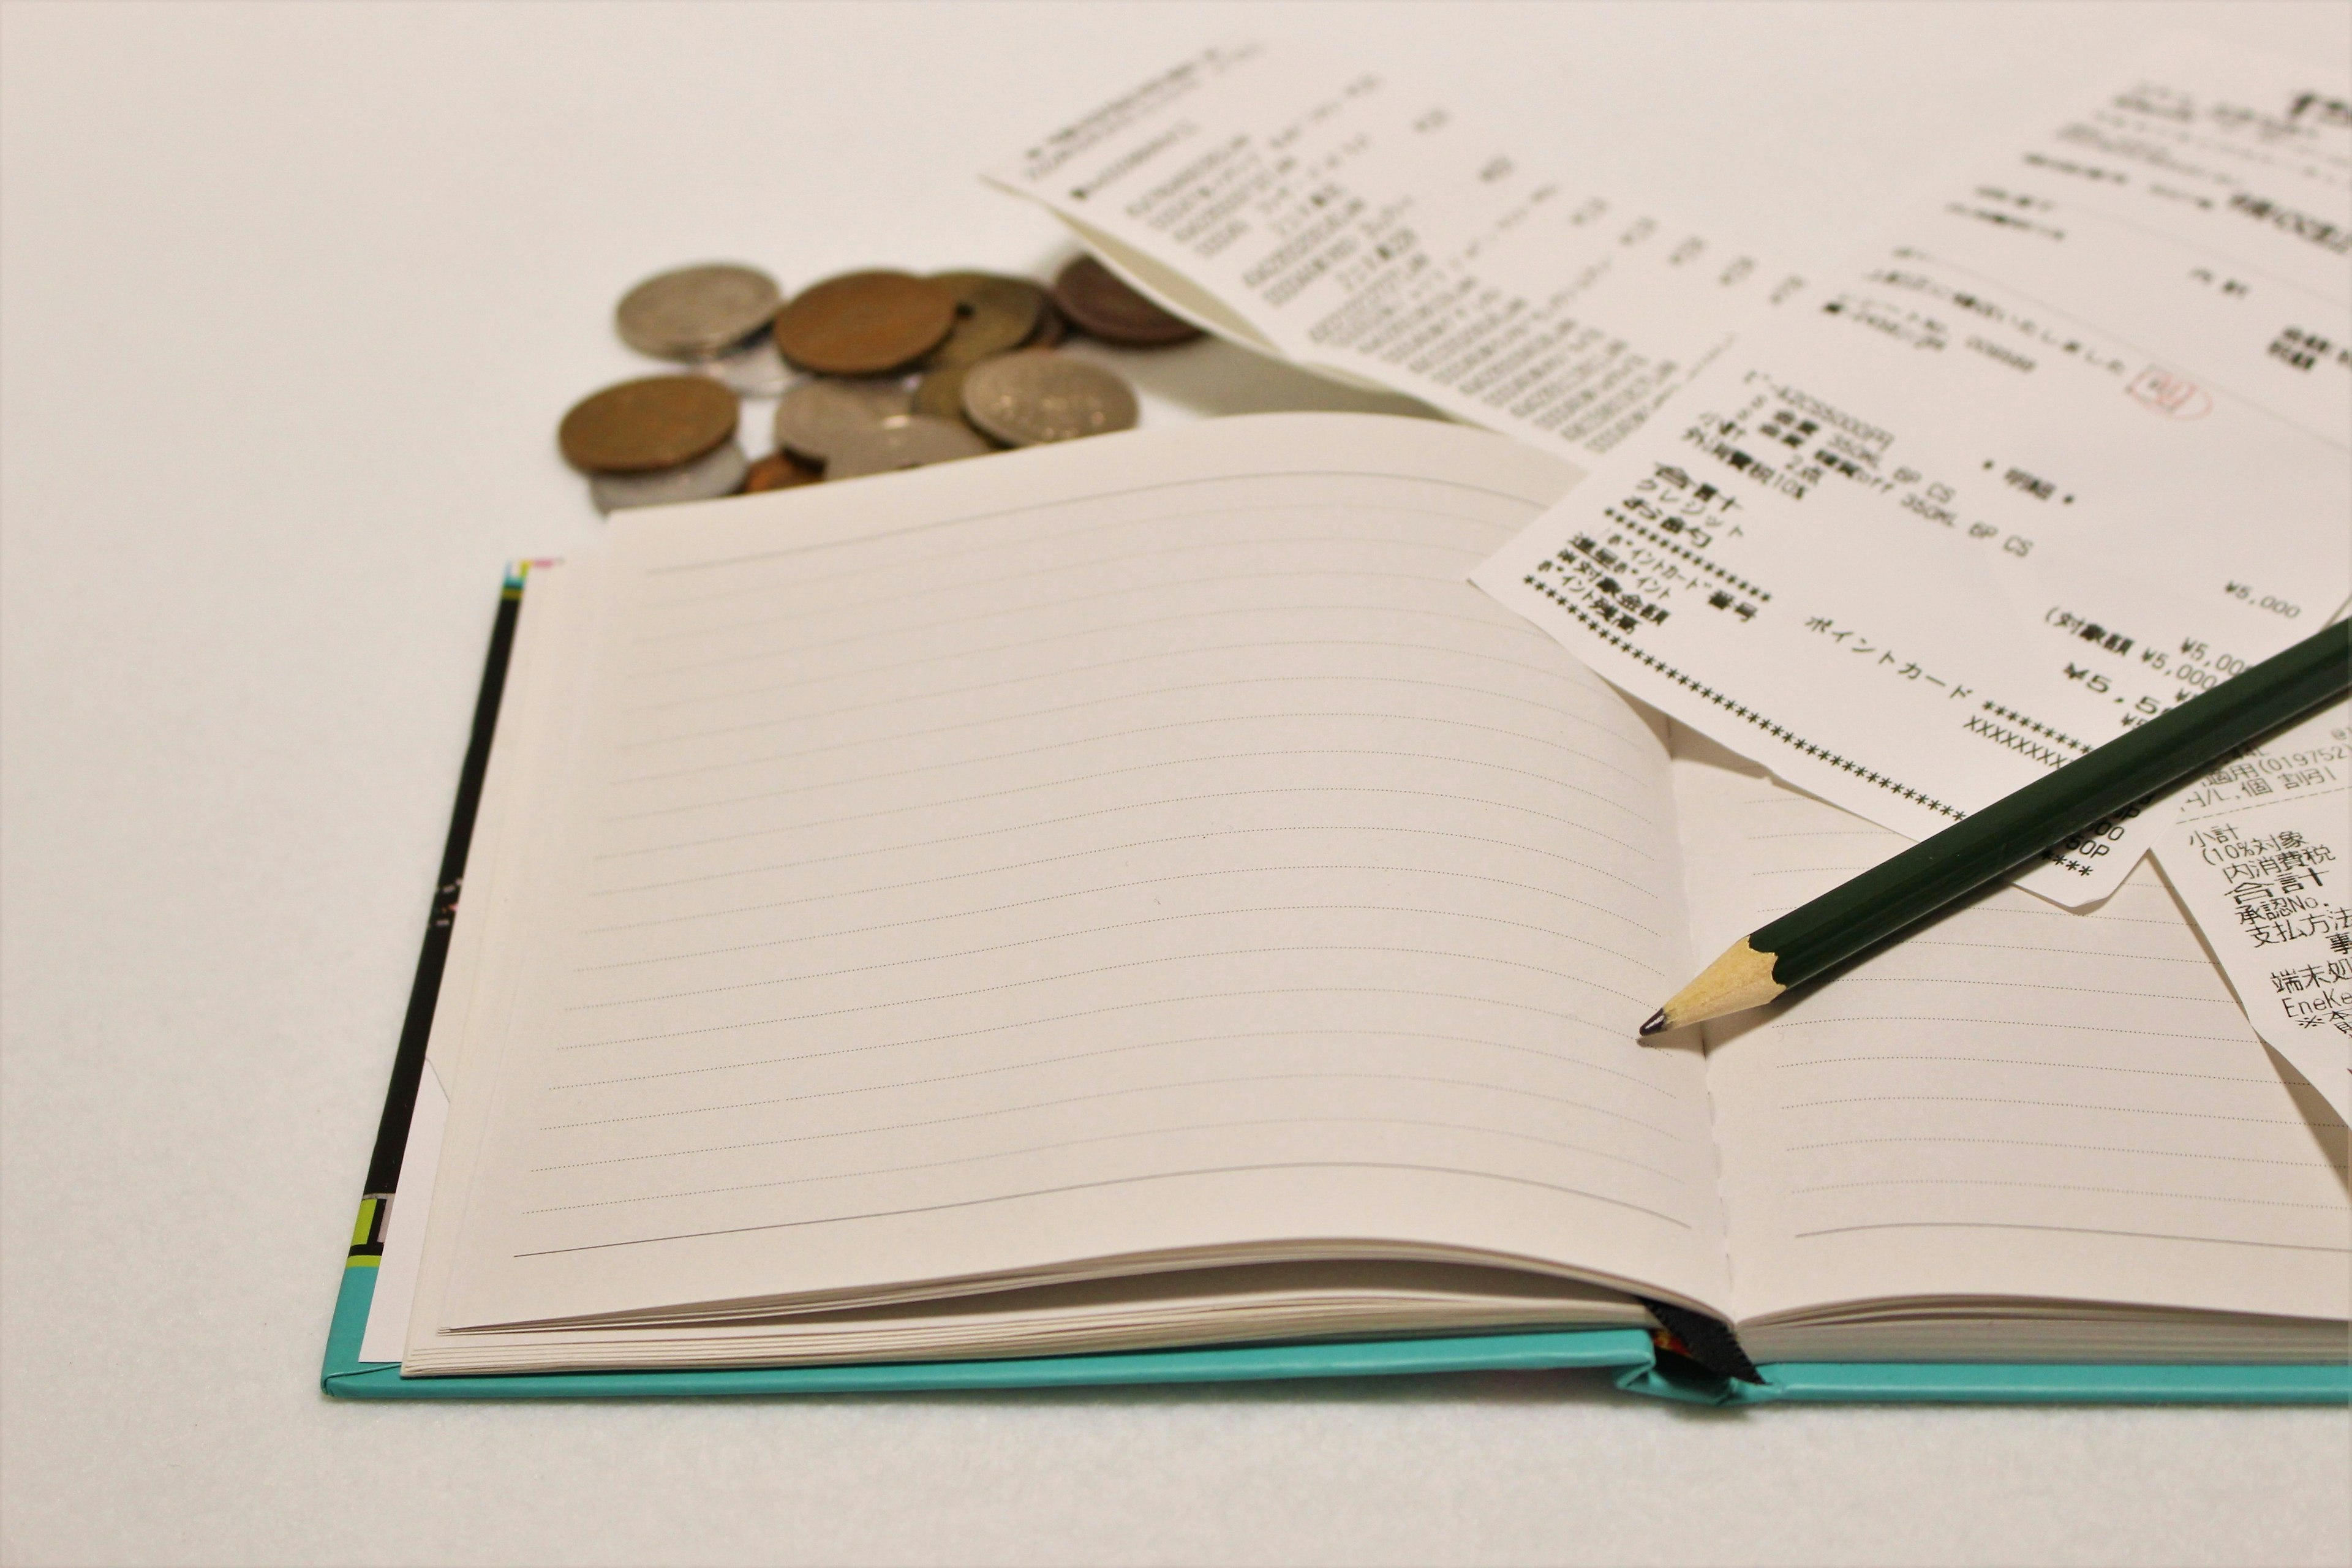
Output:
(4, 4), (2346, 1564)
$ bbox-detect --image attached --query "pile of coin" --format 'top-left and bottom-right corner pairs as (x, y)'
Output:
(557, 257), (1203, 513)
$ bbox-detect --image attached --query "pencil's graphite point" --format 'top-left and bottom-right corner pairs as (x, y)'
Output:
(1637, 1008), (1669, 1037)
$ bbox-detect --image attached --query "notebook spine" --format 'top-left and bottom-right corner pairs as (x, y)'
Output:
(349, 571), (527, 1240)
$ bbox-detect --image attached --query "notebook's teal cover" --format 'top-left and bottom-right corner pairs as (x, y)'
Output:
(320, 1261), (1661, 1398)
(323, 1259), (2346, 1403)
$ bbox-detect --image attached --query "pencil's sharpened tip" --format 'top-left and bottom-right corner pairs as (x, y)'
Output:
(1649, 940), (1785, 1035)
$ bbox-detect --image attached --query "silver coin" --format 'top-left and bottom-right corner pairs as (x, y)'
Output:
(824, 415), (991, 479)
(960, 351), (1138, 446)
(696, 334), (792, 397)
(588, 439), (748, 513)
(616, 264), (783, 360)
(772, 375), (915, 461)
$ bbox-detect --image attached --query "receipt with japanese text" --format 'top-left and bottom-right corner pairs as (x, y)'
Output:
(985, 39), (1806, 467)
(2158, 702), (2351, 1124)
(1473, 40), (2351, 903)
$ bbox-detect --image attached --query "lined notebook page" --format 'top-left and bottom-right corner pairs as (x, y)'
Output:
(420, 415), (1732, 1335)
(1682, 760), (2350, 1329)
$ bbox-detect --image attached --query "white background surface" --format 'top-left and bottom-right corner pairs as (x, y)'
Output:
(3, 3), (2347, 1563)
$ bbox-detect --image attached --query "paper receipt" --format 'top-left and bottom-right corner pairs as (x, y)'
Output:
(2158, 701), (2352, 1125)
(1473, 40), (2351, 905)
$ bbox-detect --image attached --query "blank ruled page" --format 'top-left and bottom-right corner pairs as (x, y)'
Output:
(1686, 761), (2350, 1329)
(417, 416), (1733, 1336)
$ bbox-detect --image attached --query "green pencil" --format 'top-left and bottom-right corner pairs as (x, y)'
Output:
(1640, 618), (2352, 1038)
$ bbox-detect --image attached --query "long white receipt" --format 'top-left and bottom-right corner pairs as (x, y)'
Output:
(2158, 701), (2352, 1125)
(1473, 40), (2351, 904)
(985, 39), (1806, 466)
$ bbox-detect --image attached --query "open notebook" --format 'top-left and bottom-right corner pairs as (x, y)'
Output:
(354, 414), (2346, 1387)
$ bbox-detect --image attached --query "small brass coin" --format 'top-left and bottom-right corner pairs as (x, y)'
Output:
(615, 263), (782, 360)
(743, 450), (823, 493)
(588, 440), (748, 513)
(911, 364), (978, 427)
(773, 376), (916, 461)
(1050, 255), (1202, 347)
(772, 270), (956, 375)
(924, 271), (1048, 368)
(960, 351), (1139, 446)
(825, 415), (992, 479)
(559, 375), (740, 473)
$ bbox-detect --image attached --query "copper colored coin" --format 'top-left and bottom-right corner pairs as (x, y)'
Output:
(772, 270), (956, 374)
(1050, 255), (1202, 347)
(960, 351), (1139, 446)
(558, 375), (740, 473)
(1025, 299), (1069, 349)
(923, 271), (1048, 368)
(744, 451), (823, 493)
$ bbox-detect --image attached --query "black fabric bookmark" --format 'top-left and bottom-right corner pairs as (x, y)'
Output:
(1638, 1298), (1766, 1386)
